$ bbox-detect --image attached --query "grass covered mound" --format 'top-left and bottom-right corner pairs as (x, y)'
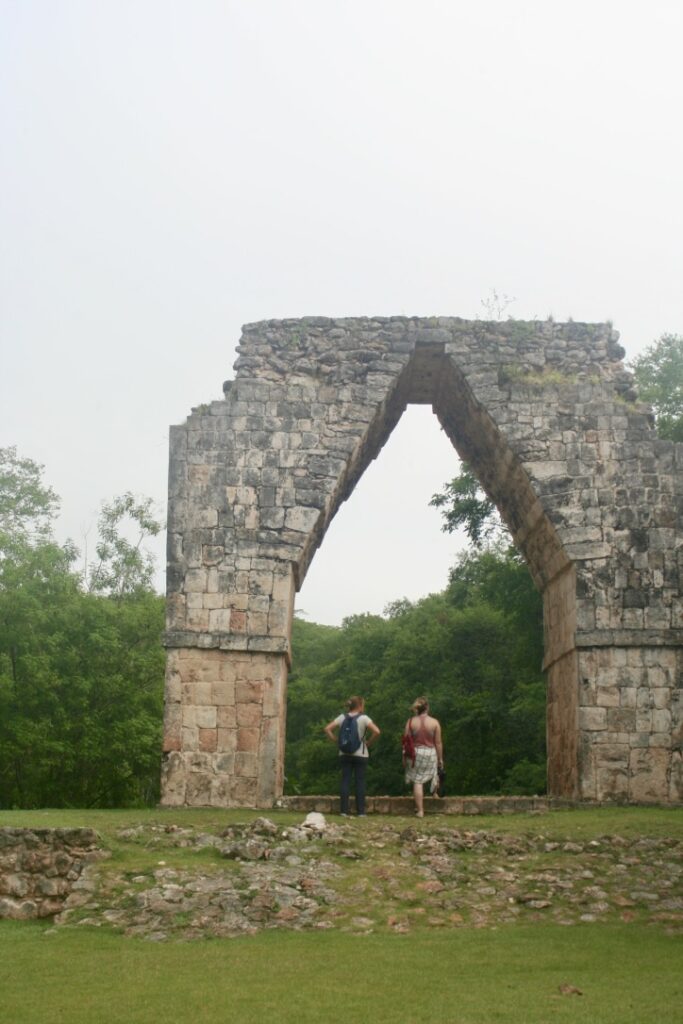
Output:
(1, 806), (682, 940)
(1, 808), (682, 1024)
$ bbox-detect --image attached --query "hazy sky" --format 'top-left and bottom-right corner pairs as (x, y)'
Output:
(2, 1), (682, 624)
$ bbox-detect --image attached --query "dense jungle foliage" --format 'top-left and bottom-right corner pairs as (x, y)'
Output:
(0, 448), (165, 808)
(285, 547), (546, 797)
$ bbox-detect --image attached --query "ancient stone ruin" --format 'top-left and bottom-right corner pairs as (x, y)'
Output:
(0, 827), (103, 919)
(161, 317), (683, 808)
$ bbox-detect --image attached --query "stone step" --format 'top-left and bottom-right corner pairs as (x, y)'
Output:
(278, 795), (579, 815)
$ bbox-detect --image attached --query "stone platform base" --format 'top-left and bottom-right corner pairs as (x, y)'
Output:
(278, 795), (580, 815)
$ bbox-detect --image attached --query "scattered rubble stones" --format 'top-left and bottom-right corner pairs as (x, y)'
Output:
(0, 827), (105, 920)
(42, 816), (683, 940)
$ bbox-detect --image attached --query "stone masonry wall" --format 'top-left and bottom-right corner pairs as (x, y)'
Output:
(162, 648), (288, 806)
(0, 827), (103, 919)
(163, 317), (683, 806)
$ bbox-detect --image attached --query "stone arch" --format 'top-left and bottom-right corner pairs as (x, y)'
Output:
(161, 317), (683, 807)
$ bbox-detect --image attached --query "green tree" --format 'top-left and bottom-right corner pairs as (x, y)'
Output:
(0, 448), (165, 808)
(87, 492), (161, 596)
(429, 464), (501, 548)
(285, 559), (547, 798)
(630, 333), (683, 440)
(0, 447), (60, 540)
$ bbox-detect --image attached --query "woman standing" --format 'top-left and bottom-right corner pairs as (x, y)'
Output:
(403, 697), (444, 818)
(324, 696), (381, 817)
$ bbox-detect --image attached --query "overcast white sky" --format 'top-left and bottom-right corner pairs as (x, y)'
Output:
(2, 1), (682, 624)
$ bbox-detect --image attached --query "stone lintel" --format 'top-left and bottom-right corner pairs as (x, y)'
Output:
(163, 630), (290, 660)
(575, 629), (683, 648)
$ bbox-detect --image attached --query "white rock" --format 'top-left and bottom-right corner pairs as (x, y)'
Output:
(302, 812), (327, 832)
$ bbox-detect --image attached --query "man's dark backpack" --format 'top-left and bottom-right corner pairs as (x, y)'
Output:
(338, 714), (361, 754)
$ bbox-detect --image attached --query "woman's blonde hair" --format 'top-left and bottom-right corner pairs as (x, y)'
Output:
(411, 696), (429, 715)
(346, 695), (365, 712)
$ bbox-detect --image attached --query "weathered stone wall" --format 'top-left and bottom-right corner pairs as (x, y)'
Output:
(0, 827), (103, 919)
(163, 316), (683, 806)
(162, 648), (288, 806)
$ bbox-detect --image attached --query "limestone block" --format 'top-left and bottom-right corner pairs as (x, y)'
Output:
(202, 545), (224, 565)
(219, 635), (250, 651)
(620, 687), (637, 708)
(195, 706), (217, 729)
(208, 609), (230, 632)
(160, 753), (187, 806)
(211, 681), (235, 706)
(629, 747), (671, 802)
(267, 602), (289, 637)
(652, 708), (672, 733)
(183, 712), (205, 750)
(248, 636), (289, 654)
(210, 776), (233, 806)
(579, 707), (607, 731)
(237, 728), (260, 753)
(0, 898), (38, 920)
(183, 653), (219, 683)
(262, 670), (288, 719)
(644, 606), (671, 629)
(593, 741), (630, 767)
(0, 874), (28, 898)
(236, 680), (264, 704)
(237, 703), (263, 728)
(216, 729), (238, 755)
(181, 726), (197, 749)
(185, 772), (213, 806)
(596, 763), (629, 801)
(231, 777), (258, 804)
(198, 729), (217, 752)
(606, 708), (636, 732)
(217, 706), (237, 729)
(284, 506), (320, 533)
(184, 569), (208, 592)
(186, 608), (210, 630)
(596, 685), (620, 707)
(193, 681), (212, 705)
(637, 687), (654, 708)
(669, 752), (683, 802)
(248, 571), (275, 597)
(651, 688), (671, 712)
(247, 609), (269, 634)
(162, 704), (182, 752)
(257, 714), (286, 803)
(234, 752), (259, 778)
(629, 733), (651, 748)
(37, 877), (69, 897)
(230, 609), (247, 633)
(636, 710), (652, 732)
(188, 753), (214, 777)
(165, 593), (186, 629)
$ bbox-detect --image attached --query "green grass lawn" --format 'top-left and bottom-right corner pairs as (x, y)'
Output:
(1, 806), (682, 1022)
(1, 918), (681, 1024)
(2, 803), (682, 841)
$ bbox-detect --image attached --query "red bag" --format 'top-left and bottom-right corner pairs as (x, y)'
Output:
(402, 729), (416, 766)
